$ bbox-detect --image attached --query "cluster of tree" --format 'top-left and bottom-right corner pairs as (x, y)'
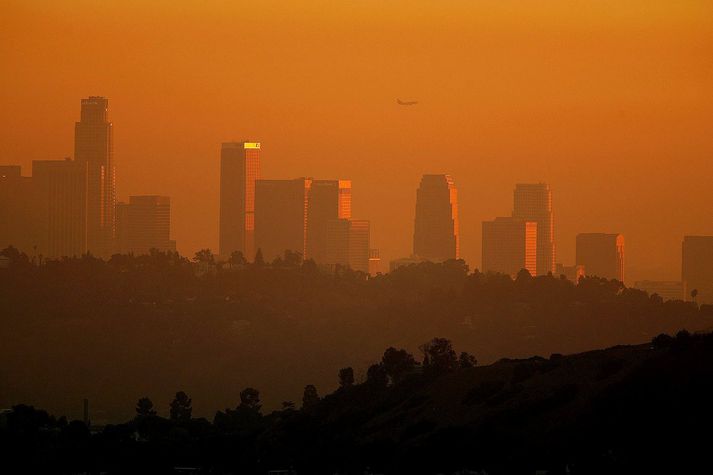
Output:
(2, 245), (712, 423)
(4, 330), (713, 474)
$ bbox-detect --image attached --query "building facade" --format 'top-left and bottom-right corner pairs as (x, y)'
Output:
(481, 217), (537, 278)
(74, 97), (114, 257)
(682, 236), (713, 304)
(324, 218), (370, 273)
(116, 195), (172, 255)
(32, 159), (88, 259)
(219, 141), (261, 260)
(575, 233), (625, 282)
(513, 183), (555, 275)
(0, 165), (40, 254)
(254, 178), (311, 262)
(413, 174), (459, 262)
(306, 179), (351, 262)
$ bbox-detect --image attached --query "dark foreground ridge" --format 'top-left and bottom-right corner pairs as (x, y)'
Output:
(2, 330), (712, 474)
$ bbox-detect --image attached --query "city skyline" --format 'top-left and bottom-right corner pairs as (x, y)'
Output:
(2, 1), (713, 281)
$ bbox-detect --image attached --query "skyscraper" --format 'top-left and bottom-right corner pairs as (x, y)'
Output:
(306, 179), (351, 262)
(219, 141), (261, 259)
(513, 183), (555, 275)
(682, 236), (713, 304)
(254, 178), (311, 262)
(116, 196), (172, 255)
(32, 159), (88, 259)
(325, 218), (370, 273)
(74, 96), (114, 257)
(576, 233), (625, 282)
(482, 217), (537, 278)
(413, 174), (459, 262)
(0, 165), (40, 254)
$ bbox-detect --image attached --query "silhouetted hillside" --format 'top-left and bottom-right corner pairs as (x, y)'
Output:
(3, 331), (713, 474)
(2, 247), (712, 424)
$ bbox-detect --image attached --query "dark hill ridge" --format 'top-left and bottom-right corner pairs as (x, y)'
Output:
(257, 334), (713, 474)
(5, 331), (711, 474)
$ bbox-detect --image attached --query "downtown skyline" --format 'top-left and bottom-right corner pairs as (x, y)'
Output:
(1, 94), (713, 286)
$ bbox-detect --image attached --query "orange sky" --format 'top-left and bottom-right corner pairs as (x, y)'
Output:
(1, 0), (712, 282)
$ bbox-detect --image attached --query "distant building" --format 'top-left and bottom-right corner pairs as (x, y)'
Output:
(634, 281), (683, 301)
(32, 159), (88, 259)
(576, 233), (625, 282)
(555, 263), (585, 283)
(389, 256), (427, 272)
(682, 236), (713, 304)
(513, 183), (555, 275)
(324, 218), (370, 273)
(116, 196), (172, 255)
(219, 141), (260, 260)
(413, 174), (459, 262)
(254, 178), (311, 262)
(368, 248), (381, 276)
(0, 165), (40, 254)
(482, 217), (537, 278)
(74, 97), (115, 257)
(306, 179), (351, 262)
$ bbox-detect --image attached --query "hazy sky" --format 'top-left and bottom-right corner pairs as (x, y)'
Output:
(1, 0), (712, 281)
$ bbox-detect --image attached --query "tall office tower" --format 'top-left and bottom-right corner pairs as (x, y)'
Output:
(575, 233), (625, 282)
(306, 179), (351, 262)
(115, 196), (172, 255)
(481, 217), (537, 278)
(254, 178), (311, 262)
(325, 218), (371, 273)
(413, 174), (459, 261)
(682, 236), (713, 304)
(0, 165), (40, 254)
(513, 183), (555, 275)
(74, 96), (114, 257)
(219, 141), (261, 259)
(32, 159), (88, 258)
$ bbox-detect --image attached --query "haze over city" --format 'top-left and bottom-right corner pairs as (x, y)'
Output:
(2, 1), (712, 282)
(3, 2), (713, 474)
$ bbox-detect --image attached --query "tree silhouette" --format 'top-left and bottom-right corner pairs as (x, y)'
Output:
(239, 387), (261, 412)
(338, 367), (355, 388)
(692, 289), (699, 303)
(135, 397), (156, 417)
(459, 352), (477, 368)
(254, 248), (265, 266)
(229, 251), (247, 266)
(381, 347), (416, 384)
(193, 249), (214, 263)
(420, 337), (458, 375)
(302, 384), (320, 411)
(169, 391), (192, 422)
(366, 363), (388, 388)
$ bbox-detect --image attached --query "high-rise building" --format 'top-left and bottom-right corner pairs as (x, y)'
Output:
(325, 218), (370, 273)
(513, 183), (555, 275)
(219, 141), (261, 259)
(482, 217), (537, 278)
(74, 96), (114, 257)
(682, 236), (713, 304)
(306, 179), (351, 262)
(413, 174), (459, 262)
(575, 233), (625, 282)
(32, 159), (88, 259)
(0, 165), (40, 254)
(254, 178), (311, 262)
(116, 196), (172, 255)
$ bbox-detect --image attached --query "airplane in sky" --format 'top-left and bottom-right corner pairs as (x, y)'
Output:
(397, 99), (418, 106)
